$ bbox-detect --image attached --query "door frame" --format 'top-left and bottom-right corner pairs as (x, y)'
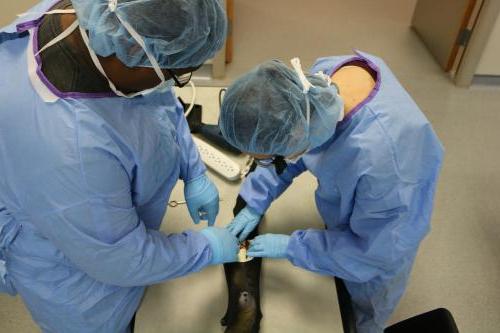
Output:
(454, 0), (500, 86)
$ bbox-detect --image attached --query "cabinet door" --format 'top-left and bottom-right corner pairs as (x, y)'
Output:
(412, 0), (482, 71)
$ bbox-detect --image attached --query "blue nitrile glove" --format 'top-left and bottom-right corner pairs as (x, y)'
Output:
(226, 207), (262, 241)
(200, 227), (239, 265)
(184, 174), (219, 226)
(247, 234), (291, 259)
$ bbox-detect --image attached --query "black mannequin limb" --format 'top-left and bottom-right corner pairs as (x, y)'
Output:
(221, 162), (263, 333)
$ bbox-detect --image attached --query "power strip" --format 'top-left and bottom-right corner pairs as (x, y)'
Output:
(192, 136), (241, 181)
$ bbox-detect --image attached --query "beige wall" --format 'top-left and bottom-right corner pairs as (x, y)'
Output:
(476, 14), (500, 75)
(0, 1), (38, 27)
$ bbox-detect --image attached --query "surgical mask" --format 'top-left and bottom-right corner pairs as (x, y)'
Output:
(33, 1), (174, 98)
(290, 57), (312, 141)
(152, 77), (175, 94)
(290, 58), (343, 152)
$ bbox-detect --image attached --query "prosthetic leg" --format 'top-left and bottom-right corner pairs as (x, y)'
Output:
(220, 158), (287, 333)
(221, 161), (263, 333)
(221, 196), (263, 333)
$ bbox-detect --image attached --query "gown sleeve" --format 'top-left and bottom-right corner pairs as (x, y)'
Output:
(23, 111), (213, 287)
(239, 160), (308, 214)
(172, 97), (207, 182)
(287, 175), (439, 283)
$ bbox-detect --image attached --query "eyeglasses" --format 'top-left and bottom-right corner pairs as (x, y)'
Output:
(167, 69), (193, 88)
(284, 149), (307, 164)
(254, 157), (276, 168)
(253, 156), (289, 175)
(254, 151), (306, 169)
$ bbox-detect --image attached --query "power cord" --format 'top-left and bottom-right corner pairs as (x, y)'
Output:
(183, 80), (197, 118)
(218, 88), (227, 109)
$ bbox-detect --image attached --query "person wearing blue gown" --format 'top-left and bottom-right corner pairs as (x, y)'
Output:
(219, 53), (444, 333)
(0, 0), (239, 332)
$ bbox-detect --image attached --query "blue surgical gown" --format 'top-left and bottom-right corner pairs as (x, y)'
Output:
(239, 51), (444, 333)
(0, 4), (212, 332)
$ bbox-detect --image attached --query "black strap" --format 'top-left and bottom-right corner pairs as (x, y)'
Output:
(0, 31), (29, 45)
(273, 156), (287, 175)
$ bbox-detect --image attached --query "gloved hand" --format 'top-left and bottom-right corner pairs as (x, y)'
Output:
(247, 234), (291, 259)
(184, 174), (219, 226)
(200, 227), (239, 265)
(226, 207), (262, 241)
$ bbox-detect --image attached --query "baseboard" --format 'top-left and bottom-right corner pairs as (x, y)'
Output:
(472, 75), (500, 87)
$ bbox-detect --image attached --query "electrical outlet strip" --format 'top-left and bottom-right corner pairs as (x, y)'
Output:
(192, 136), (241, 181)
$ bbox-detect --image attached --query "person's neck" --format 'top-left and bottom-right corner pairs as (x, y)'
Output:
(59, 14), (165, 94)
(331, 64), (377, 115)
(58, 12), (112, 91)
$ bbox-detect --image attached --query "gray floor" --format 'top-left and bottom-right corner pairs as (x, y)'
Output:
(2, 0), (500, 332)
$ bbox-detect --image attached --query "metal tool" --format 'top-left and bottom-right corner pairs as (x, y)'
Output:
(168, 200), (187, 207)
(168, 198), (223, 208)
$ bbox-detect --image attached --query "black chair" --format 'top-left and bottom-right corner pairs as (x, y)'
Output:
(334, 278), (459, 333)
(385, 308), (459, 333)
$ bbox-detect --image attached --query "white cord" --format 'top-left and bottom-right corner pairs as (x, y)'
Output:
(290, 57), (313, 93)
(184, 80), (197, 118)
(181, 83), (248, 180)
